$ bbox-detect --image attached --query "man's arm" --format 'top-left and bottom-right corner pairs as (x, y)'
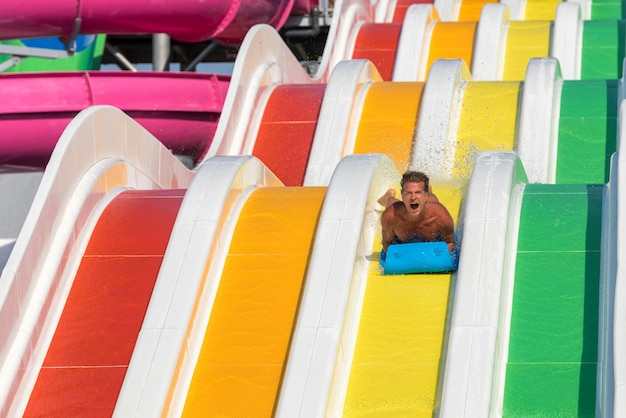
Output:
(436, 204), (456, 252)
(381, 207), (396, 252)
(441, 229), (456, 253)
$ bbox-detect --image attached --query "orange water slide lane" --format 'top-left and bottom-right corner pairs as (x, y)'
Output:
(457, 0), (498, 21)
(181, 187), (326, 417)
(23, 189), (185, 417)
(253, 84), (326, 186)
(339, 77), (519, 414)
(427, 22), (477, 74)
(353, 81), (424, 173)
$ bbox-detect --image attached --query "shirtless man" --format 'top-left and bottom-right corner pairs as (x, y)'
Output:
(380, 171), (456, 253)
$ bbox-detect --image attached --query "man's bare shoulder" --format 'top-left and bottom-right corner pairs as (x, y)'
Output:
(427, 200), (450, 212)
(425, 200), (454, 220)
(382, 201), (405, 221)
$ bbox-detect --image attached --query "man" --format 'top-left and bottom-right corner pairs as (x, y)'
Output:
(379, 171), (456, 254)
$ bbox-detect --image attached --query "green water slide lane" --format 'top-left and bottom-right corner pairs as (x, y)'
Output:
(502, 183), (603, 417)
(591, 0), (626, 19)
(556, 79), (618, 184)
(581, 19), (625, 80)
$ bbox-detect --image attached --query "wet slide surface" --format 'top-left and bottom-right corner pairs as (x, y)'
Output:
(343, 185), (464, 416)
(348, 78), (435, 411)
(24, 189), (184, 417)
(503, 184), (602, 416)
(182, 187), (326, 417)
(454, 80), (519, 176)
(353, 82), (424, 173)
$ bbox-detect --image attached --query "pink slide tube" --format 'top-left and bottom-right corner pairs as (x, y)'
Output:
(0, 0), (296, 43)
(0, 72), (230, 168)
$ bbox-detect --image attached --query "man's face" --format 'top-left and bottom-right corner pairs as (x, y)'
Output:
(401, 181), (428, 216)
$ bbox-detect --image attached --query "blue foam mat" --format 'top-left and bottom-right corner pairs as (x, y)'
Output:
(380, 241), (458, 274)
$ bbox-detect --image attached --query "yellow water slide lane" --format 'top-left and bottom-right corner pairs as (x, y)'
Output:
(453, 80), (520, 177)
(342, 185), (464, 416)
(182, 187), (326, 417)
(503, 20), (551, 81)
(523, 0), (562, 20)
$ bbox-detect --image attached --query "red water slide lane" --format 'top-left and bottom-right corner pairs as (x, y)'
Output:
(394, 0), (434, 21)
(0, 0), (296, 44)
(352, 23), (403, 81)
(22, 189), (184, 417)
(253, 83), (326, 186)
(0, 72), (229, 168)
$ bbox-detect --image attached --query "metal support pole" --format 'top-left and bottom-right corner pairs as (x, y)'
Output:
(183, 42), (217, 72)
(0, 56), (23, 72)
(104, 43), (137, 71)
(152, 34), (170, 71)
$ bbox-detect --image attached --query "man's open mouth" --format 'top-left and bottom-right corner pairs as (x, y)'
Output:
(411, 203), (419, 210)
